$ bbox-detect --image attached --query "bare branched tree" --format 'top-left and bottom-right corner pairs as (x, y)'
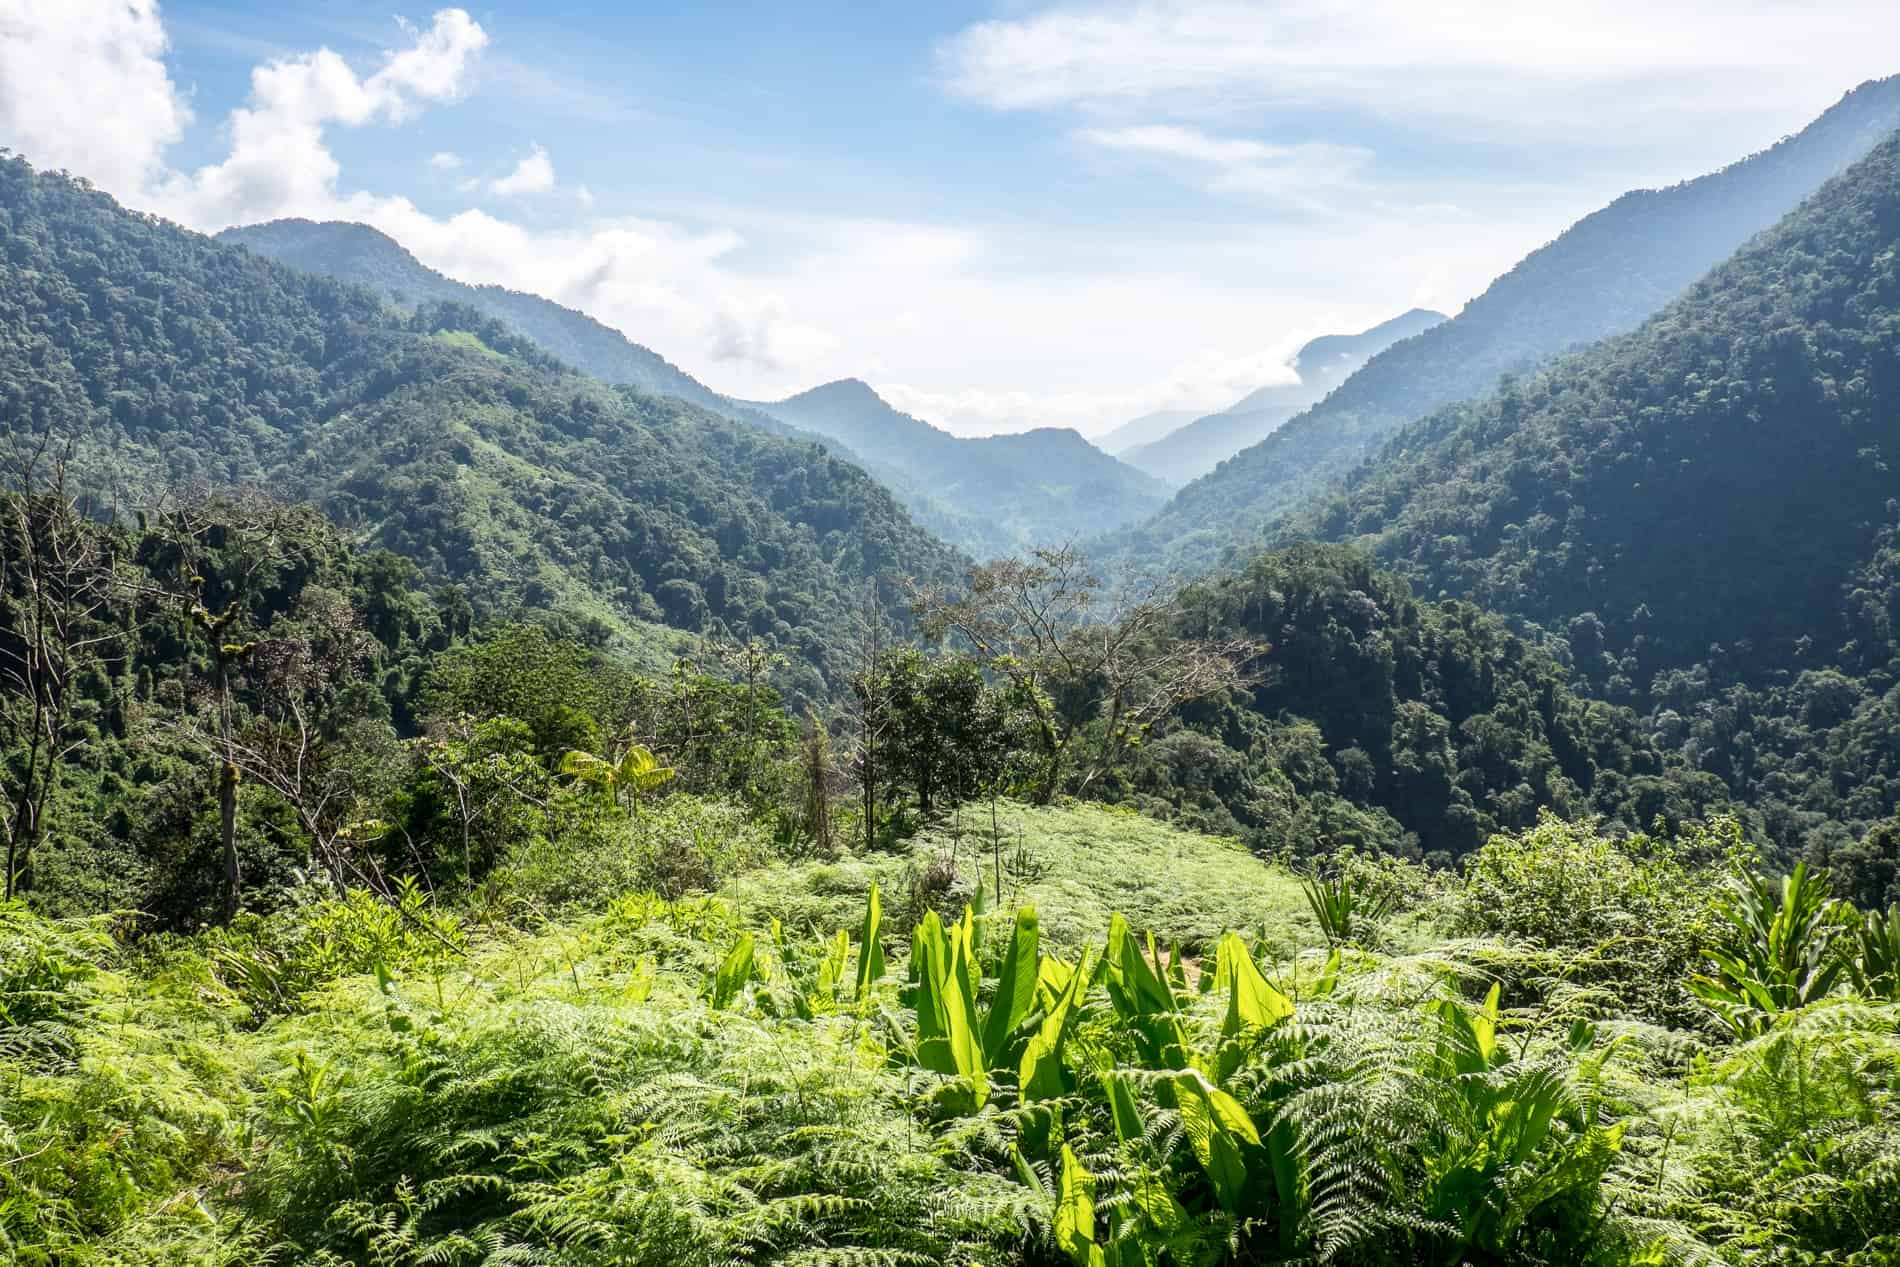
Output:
(0, 437), (129, 898)
(150, 488), (316, 917)
(842, 580), (896, 849)
(223, 585), (383, 890)
(910, 543), (1265, 802)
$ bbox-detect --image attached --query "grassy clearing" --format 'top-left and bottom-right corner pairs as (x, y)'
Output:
(719, 799), (1315, 954)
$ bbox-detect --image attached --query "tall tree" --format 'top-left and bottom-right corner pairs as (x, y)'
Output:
(0, 440), (127, 898)
(912, 545), (1262, 802)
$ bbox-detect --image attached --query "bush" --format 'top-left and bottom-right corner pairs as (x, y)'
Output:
(500, 795), (776, 912)
(1457, 815), (1748, 1027)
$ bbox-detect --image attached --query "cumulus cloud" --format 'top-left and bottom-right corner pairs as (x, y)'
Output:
(153, 7), (486, 228)
(428, 150), (464, 169)
(0, 0), (189, 192)
(491, 144), (555, 195)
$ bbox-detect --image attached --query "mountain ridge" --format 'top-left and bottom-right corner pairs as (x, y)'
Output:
(1120, 307), (1446, 485)
(1106, 73), (1900, 575)
(744, 377), (1170, 556)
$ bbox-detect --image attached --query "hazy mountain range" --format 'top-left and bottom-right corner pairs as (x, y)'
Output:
(1117, 308), (1446, 486)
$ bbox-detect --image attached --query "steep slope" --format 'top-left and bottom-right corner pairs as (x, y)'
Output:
(1112, 73), (1900, 574)
(1096, 407), (1198, 455)
(1286, 128), (1900, 869)
(1121, 545), (1725, 862)
(221, 220), (1167, 558)
(216, 218), (768, 423)
(1120, 308), (1444, 485)
(748, 379), (1170, 556)
(0, 158), (962, 695)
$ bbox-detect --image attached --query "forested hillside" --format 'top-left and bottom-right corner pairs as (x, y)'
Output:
(1112, 73), (1900, 574)
(750, 378), (1170, 555)
(1120, 308), (1444, 485)
(217, 218), (778, 427)
(222, 220), (1168, 559)
(0, 159), (962, 693)
(1122, 545), (1726, 862)
(1267, 126), (1900, 892)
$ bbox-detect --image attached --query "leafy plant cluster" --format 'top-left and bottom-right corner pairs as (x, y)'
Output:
(1265, 125), (1900, 896)
(10, 804), (1898, 1265)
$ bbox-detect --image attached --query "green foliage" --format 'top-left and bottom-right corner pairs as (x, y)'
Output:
(1850, 903), (1900, 1001)
(0, 156), (960, 699)
(1690, 862), (1855, 1037)
(1301, 870), (1394, 948)
(1458, 816), (1738, 1027)
(1125, 545), (1728, 863)
(1109, 74), (1900, 577)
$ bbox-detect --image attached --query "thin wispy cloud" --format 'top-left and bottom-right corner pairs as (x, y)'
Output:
(940, 1), (1900, 144)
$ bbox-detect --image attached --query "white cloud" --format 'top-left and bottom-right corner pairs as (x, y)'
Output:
(491, 144), (555, 195)
(428, 150), (463, 169)
(941, 1), (1900, 147)
(881, 336), (1308, 439)
(155, 7), (488, 228)
(1078, 123), (1372, 202)
(0, 0), (189, 192)
(1079, 123), (1277, 165)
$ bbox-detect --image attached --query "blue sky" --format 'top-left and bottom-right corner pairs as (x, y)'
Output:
(6, 2), (1899, 435)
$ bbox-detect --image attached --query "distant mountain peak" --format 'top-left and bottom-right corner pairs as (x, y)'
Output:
(791, 377), (887, 406)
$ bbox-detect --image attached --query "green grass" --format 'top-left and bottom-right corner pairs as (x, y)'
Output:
(719, 799), (1316, 955)
(429, 327), (504, 358)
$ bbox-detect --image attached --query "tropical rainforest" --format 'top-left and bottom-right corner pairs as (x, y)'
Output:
(6, 65), (1900, 1267)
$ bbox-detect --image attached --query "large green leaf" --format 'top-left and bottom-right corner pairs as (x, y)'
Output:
(981, 905), (1041, 1066)
(1215, 931), (1293, 1040)
(706, 933), (755, 1010)
(1055, 1144), (1106, 1267)
(1172, 1068), (1261, 1214)
(854, 881), (885, 1001)
(1021, 947), (1093, 1101)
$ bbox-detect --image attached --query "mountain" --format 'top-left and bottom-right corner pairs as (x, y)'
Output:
(220, 218), (1165, 558)
(0, 158), (962, 697)
(745, 379), (1171, 556)
(1096, 407), (1199, 455)
(1109, 73), (1900, 575)
(1120, 308), (1445, 485)
(216, 218), (764, 422)
(1129, 544), (1724, 862)
(1282, 125), (1900, 885)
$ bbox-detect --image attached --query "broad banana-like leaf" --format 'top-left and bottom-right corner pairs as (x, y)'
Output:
(1021, 947), (1094, 1101)
(1106, 916), (1188, 1067)
(1055, 1145), (1106, 1267)
(1165, 940), (1188, 995)
(1104, 1070), (1144, 1144)
(943, 909), (988, 1095)
(981, 905), (1041, 1066)
(1172, 1068), (1262, 1215)
(618, 742), (676, 793)
(1215, 931), (1293, 1041)
(911, 912), (957, 1074)
(815, 928), (849, 998)
(854, 881), (885, 1000)
(707, 933), (755, 1010)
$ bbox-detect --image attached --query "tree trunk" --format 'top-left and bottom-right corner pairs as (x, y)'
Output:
(218, 664), (239, 921)
(220, 761), (239, 921)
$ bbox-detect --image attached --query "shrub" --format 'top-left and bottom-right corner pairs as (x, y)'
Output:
(1457, 815), (1746, 1027)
